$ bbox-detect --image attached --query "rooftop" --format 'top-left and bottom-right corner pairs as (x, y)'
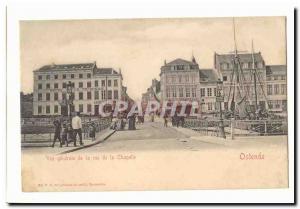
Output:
(215, 52), (264, 64)
(36, 62), (96, 72)
(165, 58), (198, 66)
(199, 69), (219, 82)
(93, 68), (119, 75)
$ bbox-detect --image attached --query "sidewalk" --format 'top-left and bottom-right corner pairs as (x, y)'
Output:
(59, 128), (116, 154)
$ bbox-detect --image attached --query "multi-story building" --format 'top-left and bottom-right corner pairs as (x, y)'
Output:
(214, 52), (268, 111)
(199, 69), (219, 113)
(160, 57), (200, 103)
(141, 79), (161, 103)
(266, 65), (287, 115)
(33, 62), (124, 116)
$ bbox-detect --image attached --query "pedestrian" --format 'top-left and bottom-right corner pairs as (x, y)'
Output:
(72, 112), (83, 146)
(52, 119), (62, 147)
(164, 114), (168, 127)
(89, 122), (96, 141)
(61, 122), (69, 147)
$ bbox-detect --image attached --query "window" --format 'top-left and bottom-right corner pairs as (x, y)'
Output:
(222, 63), (228, 70)
(258, 62), (263, 69)
(79, 82), (83, 88)
(54, 93), (58, 101)
(87, 104), (92, 113)
(62, 83), (67, 88)
(38, 93), (42, 101)
(282, 100), (287, 111)
(242, 62), (248, 69)
(179, 87), (183, 97)
(223, 76), (227, 81)
(101, 90), (106, 100)
(79, 92), (83, 100)
(267, 85), (273, 95)
(87, 73), (91, 78)
(38, 83), (42, 89)
(107, 90), (112, 99)
(186, 87), (190, 97)
(95, 80), (98, 87)
(214, 88), (217, 96)
(71, 74), (75, 79)
(192, 87), (196, 98)
(54, 83), (58, 89)
(38, 75), (43, 80)
(38, 106), (42, 114)
(54, 74), (58, 79)
(62, 93), (66, 100)
(101, 80), (105, 87)
(87, 82), (91, 88)
(207, 88), (212, 97)
(46, 75), (50, 80)
(54, 105), (59, 113)
(281, 84), (286, 95)
(114, 79), (118, 87)
(274, 75), (278, 80)
(224, 102), (228, 110)
(200, 88), (205, 97)
(178, 75), (182, 83)
(95, 90), (99, 100)
(79, 104), (83, 112)
(79, 74), (83, 78)
(172, 76), (176, 83)
(208, 103), (213, 111)
(275, 100), (280, 108)
(281, 75), (286, 80)
(87, 91), (92, 100)
(172, 87), (177, 98)
(63, 74), (66, 79)
(108, 80), (111, 87)
(185, 75), (189, 82)
(46, 93), (50, 101)
(166, 87), (171, 98)
(268, 101), (273, 109)
(274, 84), (279, 95)
(114, 90), (118, 99)
(46, 105), (50, 114)
(46, 83), (50, 89)
(191, 76), (195, 83)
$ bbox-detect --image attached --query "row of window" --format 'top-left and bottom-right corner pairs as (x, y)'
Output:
(37, 90), (119, 101)
(267, 84), (287, 95)
(37, 79), (119, 90)
(37, 103), (94, 114)
(221, 61), (264, 70)
(267, 100), (287, 110)
(165, 74), (196, 84)
(37, 73), (92, 80)
(200, 88), (217, 97)
(165, 86), (197, 98)
(266, 75), (286, 81)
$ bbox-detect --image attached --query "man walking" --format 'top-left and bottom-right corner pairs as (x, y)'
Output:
(72, 112), (83, 146)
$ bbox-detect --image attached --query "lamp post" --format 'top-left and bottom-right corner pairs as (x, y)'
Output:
(66, 81), (74, 122)
(217, 79), (226, 139)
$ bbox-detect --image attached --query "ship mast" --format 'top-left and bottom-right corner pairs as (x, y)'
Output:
(251, 40), (258, 111)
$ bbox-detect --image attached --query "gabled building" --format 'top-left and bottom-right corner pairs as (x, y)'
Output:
(214, 52), (268, 110)
(160, 57), (200, 103)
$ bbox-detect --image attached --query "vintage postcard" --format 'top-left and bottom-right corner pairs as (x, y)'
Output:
(16, 15), (290, 195)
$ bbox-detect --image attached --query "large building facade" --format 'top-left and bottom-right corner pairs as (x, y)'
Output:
(33, 62), (124, 116)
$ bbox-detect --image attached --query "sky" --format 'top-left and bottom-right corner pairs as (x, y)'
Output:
(20, 17), (286, 100)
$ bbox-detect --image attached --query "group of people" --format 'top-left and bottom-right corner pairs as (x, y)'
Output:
(52, 112), (96, 148)
(164, 113), (185, 128)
